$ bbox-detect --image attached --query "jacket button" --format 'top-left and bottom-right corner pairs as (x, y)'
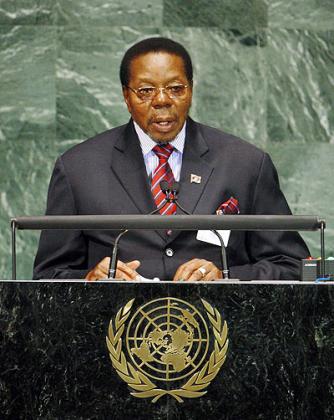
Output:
(165, 248), (174, 257)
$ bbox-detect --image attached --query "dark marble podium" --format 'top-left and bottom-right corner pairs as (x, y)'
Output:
(1, 280), (334, 420)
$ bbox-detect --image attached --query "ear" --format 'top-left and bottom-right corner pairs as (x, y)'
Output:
(122, 86), (132, 113)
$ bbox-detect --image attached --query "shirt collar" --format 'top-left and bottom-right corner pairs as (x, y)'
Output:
(133, 120), (186, 155)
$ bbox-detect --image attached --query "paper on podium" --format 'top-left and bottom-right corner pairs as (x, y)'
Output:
(196, 230), (231, 247)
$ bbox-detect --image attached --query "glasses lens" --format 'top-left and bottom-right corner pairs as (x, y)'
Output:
(137, 87), (156, 100)
(166, 85), (187, 98)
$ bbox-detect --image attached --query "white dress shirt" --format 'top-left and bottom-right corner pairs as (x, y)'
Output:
(133, 120), (186, 181)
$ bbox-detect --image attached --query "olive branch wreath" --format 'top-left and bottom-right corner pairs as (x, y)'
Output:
(106, 298), (228, 403)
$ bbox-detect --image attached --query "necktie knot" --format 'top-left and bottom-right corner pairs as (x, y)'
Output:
(152, 144), (174, 162)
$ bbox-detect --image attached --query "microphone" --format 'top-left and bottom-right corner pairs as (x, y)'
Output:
(108, 229), (128, 279)
(162, 181), (231, 280)
(108, 181), (173, 279)
(160, 180), (170, 198)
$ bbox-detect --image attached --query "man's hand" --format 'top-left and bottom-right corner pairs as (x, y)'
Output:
(173, 258), (222, 282)
(86, 258), (141, 281)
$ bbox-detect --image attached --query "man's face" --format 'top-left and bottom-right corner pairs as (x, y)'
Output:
(123, 52), (192, 142)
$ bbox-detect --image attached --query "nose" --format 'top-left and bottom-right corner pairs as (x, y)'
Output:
(151, 87), (172, 108)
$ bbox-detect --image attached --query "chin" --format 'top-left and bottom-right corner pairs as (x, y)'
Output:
(153, 138), (174, 143)
(150, 134), (175, 143)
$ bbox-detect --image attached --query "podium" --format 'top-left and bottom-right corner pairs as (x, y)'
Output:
(1, 280), (333, 419)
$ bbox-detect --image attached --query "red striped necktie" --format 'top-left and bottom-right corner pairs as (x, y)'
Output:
(151, 144), (177, 215)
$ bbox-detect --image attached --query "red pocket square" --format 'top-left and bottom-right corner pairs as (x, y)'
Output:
(216, 197), (240, 215)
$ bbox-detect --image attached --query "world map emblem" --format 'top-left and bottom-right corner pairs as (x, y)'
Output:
(106, 297), (228, 403)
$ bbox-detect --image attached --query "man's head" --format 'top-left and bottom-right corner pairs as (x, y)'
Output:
(120, 37), (193, 142)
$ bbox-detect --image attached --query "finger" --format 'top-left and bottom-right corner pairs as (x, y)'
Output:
(173, 261), (190, 281)
(115, 269), (135, 281)
(182, 259), (208, 281)
(209, 268), (222, 281)
(99, 256), (111, 272)
(186, 262), (213, 282)
(173, 259), (201, 281)
(116, 260), (139, 280)
(200, 264), (223, 281)
(126, 260), (141, 270)
(203, 270), (218, 282)
(184, 270), (203, 282)
(94, 258), (110, 279)
(97, 269), (109, 279)
(86, 257), (111, 281)
(87, 268), (108, 281)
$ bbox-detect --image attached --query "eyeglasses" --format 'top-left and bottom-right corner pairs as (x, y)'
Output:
(126, 84), (190, 101)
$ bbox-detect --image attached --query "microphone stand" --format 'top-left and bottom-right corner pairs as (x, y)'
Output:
(210, 230), (229, 280)
(108, 229), (129, 279)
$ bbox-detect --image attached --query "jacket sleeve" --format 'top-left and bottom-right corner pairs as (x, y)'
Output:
(229, 153), (310, 280)
(33, 157), (89, 279)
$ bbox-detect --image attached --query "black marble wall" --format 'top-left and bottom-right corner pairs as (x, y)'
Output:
(1, 281), (333, 419)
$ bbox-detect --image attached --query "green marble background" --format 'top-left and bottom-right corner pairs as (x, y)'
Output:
(0, 0), (333, 279)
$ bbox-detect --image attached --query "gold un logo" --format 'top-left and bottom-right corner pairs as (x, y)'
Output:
(106, 297), (229, 403)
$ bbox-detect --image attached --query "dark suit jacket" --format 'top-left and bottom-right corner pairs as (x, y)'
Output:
(33, 118), (309, 280)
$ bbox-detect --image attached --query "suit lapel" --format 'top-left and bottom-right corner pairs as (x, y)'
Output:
(110, 121), (156, 215)
(178, 120), (214, 214)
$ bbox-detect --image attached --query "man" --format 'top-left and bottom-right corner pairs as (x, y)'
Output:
(33, 37), (309, 281)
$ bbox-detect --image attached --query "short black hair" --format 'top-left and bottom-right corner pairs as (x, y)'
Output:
(120, 37), (193, 86)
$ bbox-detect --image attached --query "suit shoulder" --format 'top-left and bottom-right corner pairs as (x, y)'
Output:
(195, 121), (266, 159)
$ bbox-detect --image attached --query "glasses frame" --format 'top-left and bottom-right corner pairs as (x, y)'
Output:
(125, 84), (191, 102)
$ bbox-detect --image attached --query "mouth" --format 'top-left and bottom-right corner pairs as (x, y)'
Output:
(151, 118), (176, 133)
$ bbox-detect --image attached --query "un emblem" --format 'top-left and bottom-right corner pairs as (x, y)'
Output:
(106, 298), (228, 403)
